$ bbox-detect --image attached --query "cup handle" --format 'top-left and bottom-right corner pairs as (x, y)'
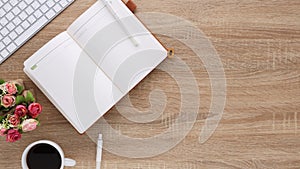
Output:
(64, 158), (76, 167)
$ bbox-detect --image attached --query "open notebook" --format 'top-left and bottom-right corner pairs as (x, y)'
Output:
(23, 0), (167, 133)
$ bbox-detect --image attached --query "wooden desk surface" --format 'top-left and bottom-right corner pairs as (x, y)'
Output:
(0, 0), (299, 168)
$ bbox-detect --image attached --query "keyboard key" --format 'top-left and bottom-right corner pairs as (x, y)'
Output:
(5, 12), (15, 21)
(46, 0), (55, 8)
(0, 17), (9, 26)
(0, 27), (9, 36)
(25, 6), (34, 15)
(6, 22), (15, 31)
(33, 10), (42, 18)
(40, 4), (48, 13)
(3, 37), (11, 45)
(7, 43), (17, 53)
(19, 11), (28, 20)
(12, 6), (21, 15)
(53, 4), (62, 12)
(60, 0), (69, 7)
(31, 1), (41, 10)
(45, 9), (56, 19)
(15, 26), (24, 35)
(18, 1), (27, 10)
(21, 20), (30, 29)
(3, 3), (12, 12)
(9, 31), (17, 40)
(15, 16), (48, 46)
(27, 15), (36, 24)
(13, 17), (21, 25)
(1, 49), (9, 58)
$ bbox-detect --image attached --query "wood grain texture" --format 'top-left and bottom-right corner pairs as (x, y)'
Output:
(0, 0), (299, 168)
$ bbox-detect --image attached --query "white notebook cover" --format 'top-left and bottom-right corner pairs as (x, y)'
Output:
(23, 0), (167, 133)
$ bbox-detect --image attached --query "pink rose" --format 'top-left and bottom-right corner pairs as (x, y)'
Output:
(28, 103), (42, 118)
(1, 95), (16, 108)
(6, 129), (21, 142)
(5, 82), (17, 95)
(21, 119), (38, 132)
(0, 128), (7, 136)
(14, 105), (27, 117)
(8, 115), (20, 127)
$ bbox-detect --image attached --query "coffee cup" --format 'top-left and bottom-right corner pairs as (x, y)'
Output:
(21, 140), (76, 169)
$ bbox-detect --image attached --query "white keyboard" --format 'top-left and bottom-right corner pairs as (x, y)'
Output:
(0, 0), (74, 64)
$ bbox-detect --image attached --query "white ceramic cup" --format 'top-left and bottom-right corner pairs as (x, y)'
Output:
(21, 140), (76, 169)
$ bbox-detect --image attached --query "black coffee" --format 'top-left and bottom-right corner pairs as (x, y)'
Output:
(26, 143), (62, 169)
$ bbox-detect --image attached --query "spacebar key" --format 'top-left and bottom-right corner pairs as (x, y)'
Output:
(15, 16), (48, 46)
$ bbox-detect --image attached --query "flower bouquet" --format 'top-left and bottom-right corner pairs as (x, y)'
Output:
(0, 79), (42, 142)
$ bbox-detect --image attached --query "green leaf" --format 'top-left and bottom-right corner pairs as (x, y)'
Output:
(1, 107), (10, 112)
(17, 124), (23, 131)
(16, 84), (24, 95)
(25, 91), (35, 103)
(37, 121), (41, 126)
(21, 115), (28, 121)
(0, 116), (4, 122)
(0, 79), (5, 85)
(19, 129), (24, 134)
(15, 95), (25, 105)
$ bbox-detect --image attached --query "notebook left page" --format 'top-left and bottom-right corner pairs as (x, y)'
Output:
(24, 32), (123, 133)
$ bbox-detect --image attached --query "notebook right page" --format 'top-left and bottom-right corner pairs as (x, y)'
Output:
(67, 0), (167, 93)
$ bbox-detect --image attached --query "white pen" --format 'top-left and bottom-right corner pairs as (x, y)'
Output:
(96, 134), (103, 169)
(101, 0), (139, 46)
